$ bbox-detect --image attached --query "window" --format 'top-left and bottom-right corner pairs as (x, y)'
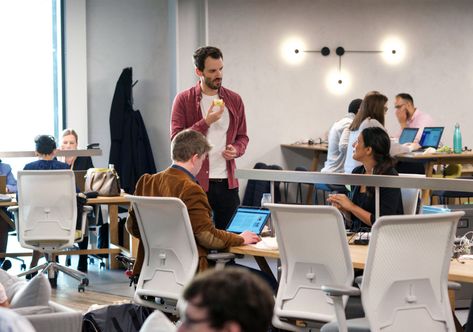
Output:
(0, 0), (63, 171)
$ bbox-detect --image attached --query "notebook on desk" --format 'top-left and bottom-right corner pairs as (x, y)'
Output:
(225, 207), (271, 235)
(399, 128), (419, 144)
(0, 175), (6, 194)
(412, 127), (444, 152)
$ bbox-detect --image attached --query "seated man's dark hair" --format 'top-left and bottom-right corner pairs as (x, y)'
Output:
(182, 268), (274, 332)
(193, 46), (223, 71)
(396, 93), (414, 105)
(34, 135), (56, 155)
(171, 129), (212, 162)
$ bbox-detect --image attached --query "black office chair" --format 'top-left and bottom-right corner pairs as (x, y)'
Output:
(431, 176), (473, 205)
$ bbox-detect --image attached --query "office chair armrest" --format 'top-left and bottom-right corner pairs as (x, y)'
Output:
(75, 205), (93, 243)
(83, 205), (93, 213)
(321, 284), (361, 297)
(6, 206), (18, 213)
(207, 252), (235, 270)
(354, 275), (363, 288)
(448, 281), (461, 291)
(321, 284), (359, 332)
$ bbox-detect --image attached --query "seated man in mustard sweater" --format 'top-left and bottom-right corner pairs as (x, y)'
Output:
(126, 129), (260, 275)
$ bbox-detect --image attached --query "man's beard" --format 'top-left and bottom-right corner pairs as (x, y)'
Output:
(204, 76), (222, 90)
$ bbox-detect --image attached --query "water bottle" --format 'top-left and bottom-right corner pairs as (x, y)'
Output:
(453, 123), (462, 154)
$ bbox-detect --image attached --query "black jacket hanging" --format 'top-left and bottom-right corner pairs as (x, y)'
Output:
(109, 67), (156, 194)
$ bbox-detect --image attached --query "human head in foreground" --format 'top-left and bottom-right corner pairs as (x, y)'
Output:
(178, 268), (274, 332)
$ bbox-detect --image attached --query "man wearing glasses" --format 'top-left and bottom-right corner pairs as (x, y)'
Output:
(394, 93), (433, 143)
(177, 268), (274, 332)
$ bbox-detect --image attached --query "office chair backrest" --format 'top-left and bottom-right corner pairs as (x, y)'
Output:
(17, 170), (77, 251)
(362, 212), (463, 331)
(267, 203), (354, 323)
(127, 195), (199, 312)
(399, 174), (424, 215)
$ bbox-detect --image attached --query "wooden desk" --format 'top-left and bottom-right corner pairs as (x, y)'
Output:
(397, 151), (473, 204)
(86, 195), (135, 268)
(230, 243), (473, 284)
(281, 143), (328, 171)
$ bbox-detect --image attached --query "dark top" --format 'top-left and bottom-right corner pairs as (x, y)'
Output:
(350, 165), (404, 230)
(71, 156), (94, 171)
(24, 160), (70, 170)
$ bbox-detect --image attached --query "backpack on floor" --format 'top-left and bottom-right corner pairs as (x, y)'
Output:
(82, 303), (153, 332)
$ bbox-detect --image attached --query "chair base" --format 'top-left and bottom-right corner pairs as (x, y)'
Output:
(18, 261), (89, 292)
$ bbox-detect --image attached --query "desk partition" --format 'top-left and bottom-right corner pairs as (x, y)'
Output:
(235, 169), (473, 219)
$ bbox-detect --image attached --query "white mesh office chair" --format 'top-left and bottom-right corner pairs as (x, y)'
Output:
(266, 203), (355, 331)
(127, 195), (199, 316)
(399, 174), (424, 215)
(8, 170), (91, 291)
(321, 211), (464, 332)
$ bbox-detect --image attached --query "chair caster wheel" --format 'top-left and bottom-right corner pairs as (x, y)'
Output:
(100, 262), (105, 269)
(78, 285), (85, 292)
(21, 264), (27, 271)
(81, 278), (89, 286)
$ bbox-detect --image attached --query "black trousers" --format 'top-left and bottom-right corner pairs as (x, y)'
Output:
(207, 179), (240, 230)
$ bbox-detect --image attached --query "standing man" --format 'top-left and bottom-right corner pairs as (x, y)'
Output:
(171, 46), (249, 230)
(394, 93), (433, 142)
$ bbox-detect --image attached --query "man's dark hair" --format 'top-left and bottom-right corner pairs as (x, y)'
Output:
(396, 93), (414, 105)
(182, 268), (274, 332)
(171, 129), (212, 162)
(34, 135), (56, 155)
(348, 98), (362, 114)
(193, 46), (223, 71)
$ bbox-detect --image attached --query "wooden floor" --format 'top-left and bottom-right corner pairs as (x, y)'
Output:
(51, 287), (131, 313)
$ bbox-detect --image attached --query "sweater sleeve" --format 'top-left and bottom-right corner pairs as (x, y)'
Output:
(185, 187), (244, 249)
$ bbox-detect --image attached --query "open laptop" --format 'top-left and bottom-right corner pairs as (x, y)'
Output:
(0, 175), (6, 194)
(414, 127), (444, 152)
(225, 206), (271, 235)
(399, 127), (419, 144)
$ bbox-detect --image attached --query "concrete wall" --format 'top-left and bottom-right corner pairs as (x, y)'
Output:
(85, 0), (473, 179)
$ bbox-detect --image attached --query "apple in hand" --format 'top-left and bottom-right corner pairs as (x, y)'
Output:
(213, 99), (224, 107)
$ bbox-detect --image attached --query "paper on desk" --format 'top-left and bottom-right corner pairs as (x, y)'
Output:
(255, 237), (278, 250)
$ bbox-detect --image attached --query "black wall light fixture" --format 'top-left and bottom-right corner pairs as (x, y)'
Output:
(334, 46), (397, 84)
(294, 46), (331, 56)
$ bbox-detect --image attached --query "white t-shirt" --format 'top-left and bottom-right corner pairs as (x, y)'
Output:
(344, 118), (412, 174)
(201, 94), (229, 178)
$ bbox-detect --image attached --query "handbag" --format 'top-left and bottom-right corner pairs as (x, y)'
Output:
(84, 168), (121, 196)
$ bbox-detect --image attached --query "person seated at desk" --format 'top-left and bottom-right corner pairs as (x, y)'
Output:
(321, 98), (362, 174)
(328, 127), (404, 230)
(126, 129), (260, 276)
(343, 92), (420, 174)
(23, 135), (71, 277)
(393, 93), (433, 143)
(60, 128), (97, 273)
(0, 160), (17, 269)
(60, 128), (94, 170)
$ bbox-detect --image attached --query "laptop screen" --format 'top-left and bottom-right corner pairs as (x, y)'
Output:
(399, 128), (419, 144)
(225, 207), (271, 235)
(419, 127), (444, 149)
